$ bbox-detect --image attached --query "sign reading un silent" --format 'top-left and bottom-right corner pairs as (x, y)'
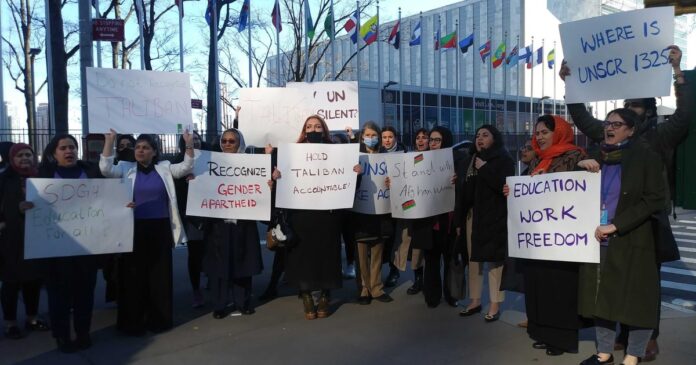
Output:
(506, 171), (601, 264)
(559, 6), (674, 103)
(86, 68), (193, 134)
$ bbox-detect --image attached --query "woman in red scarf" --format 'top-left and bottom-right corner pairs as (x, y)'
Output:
(524, 115), (587, 356)
(0, 143), (49, 339)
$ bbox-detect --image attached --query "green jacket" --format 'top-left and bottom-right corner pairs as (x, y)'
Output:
(578, 141), (666, 329)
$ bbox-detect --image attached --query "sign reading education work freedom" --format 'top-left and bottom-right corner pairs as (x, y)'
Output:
(384, 149), (455, 219)
(352, 153), (391, 215)
(186, 150), (272, 221)
(86, 68), (193, 134)
(559, 6), (674, 103)
(239, 81), (359, 146)
(276, 143), (359, 210)
(506, 171), (601, 264)
(24, 178), (134, 259)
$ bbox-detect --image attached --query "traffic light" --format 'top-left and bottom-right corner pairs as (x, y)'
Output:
(644, 0), (696, 15)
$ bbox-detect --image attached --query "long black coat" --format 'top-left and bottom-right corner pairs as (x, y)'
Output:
(462, 147), (515, 262)
(203, 219), (263, 280)
(0, 170), (41, 282)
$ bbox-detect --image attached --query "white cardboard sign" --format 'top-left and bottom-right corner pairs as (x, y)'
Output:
(384, 149), (455, 219)
(86, 67), (193, 133)
(559, 7), (674, 103)
(352, 153), (391, 215)
(238, 81), (359, 146)
(24, 178), (134, 259)
(186, 151), (272, 221)
(506, 171), (601, 264)
(276, 143), (359, 210)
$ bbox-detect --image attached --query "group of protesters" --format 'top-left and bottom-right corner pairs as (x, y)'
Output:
(0, 44), (691, 365)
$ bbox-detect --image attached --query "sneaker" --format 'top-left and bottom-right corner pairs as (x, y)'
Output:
(343, 264), (356, 279)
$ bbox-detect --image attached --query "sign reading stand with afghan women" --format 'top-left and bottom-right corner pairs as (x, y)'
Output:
(352, 153), (391, 215)
(186, 150), (272, 221)
(506, 171), (601, 263)
(559, 7), (674, 103)
(276, 143), (359, 210)
(24, 178), (134, 259)
(384, 149), (455, 219)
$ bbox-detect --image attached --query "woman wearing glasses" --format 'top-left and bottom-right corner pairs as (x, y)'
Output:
(577, 109), (666, 365)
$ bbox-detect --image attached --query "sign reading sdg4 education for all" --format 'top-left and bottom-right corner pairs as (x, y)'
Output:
(506, 171), (601, 264)
(559, 7), (674, 103)
(276, 143), (359, 210)
(186, 150), (272, 221)
(86, 68), (193, 134)
(384, 149), (455, 219)
(24, 178), (134, 259)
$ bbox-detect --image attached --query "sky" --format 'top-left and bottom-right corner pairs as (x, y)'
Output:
(1, 0), (694, 131)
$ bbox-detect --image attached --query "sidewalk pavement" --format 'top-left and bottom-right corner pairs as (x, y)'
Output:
(1, 248), (695, 364)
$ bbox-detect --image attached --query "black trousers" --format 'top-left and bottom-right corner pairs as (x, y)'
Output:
(118, 219), (173, 334)
(1, 279), (42, 321)
(423, 229), (452, 306)
(187, 240), (205, 291)
(210, 276), (252, 311)
(45, 257), (98, 340)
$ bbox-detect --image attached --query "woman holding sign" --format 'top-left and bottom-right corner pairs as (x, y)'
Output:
(521, 115), (587, 356)
(0, 143), (50, 340)
(272, 115), (359, 320)
(576, 109), (666, 365)
(100, 130), (193, 335)
(202, 128), (263, 318)
(459, 125), (514, 321)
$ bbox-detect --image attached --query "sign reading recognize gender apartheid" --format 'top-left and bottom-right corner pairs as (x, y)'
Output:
(24, 178), (134, 259)
(276, 143), (359, 210)
(352, 153), (391, 215)
(559, 6), (674, 103)
(238, 81), (359, 146)
(506, 171), (601, 264)
(186, 150), (272, 221)
(86, 67), (193, 133)
(384, 149), (455, 219)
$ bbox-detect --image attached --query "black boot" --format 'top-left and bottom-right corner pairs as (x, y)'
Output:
(407, 268), (423, 295)
(385, 264), (400, 288)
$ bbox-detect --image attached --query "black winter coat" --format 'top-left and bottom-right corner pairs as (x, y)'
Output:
(462, 147), (515, 262)
(203, 219), (263, 280)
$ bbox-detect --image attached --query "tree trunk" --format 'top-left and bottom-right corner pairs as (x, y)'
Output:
(47, 0), (69, 134)
(206, 14), (218, 140)
(20, 0), (36, 146)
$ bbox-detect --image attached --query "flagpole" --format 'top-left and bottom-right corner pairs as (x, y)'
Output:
(419, 12), (423, 129)
(398, 8), (403, 137)
(472, 21), (476, 133)
(136, 0), (145, 69)
(529, 36), (534, 127)
(213, 0), (221, 131)
(488, 26), (492, 122)
(455, 18), (460, 137)
(248, 0), (252, 87)
(94, 0), (102, 68)
(330, 0), (336, 80)
(541, 38), (545, 115)
(437, 15), (441, 126)
(503, 31), (508, 131)
(515, 34), (520, 134)
(378, 0), (383, 124)
(552, 40), (557, 115)
(178, 0), (184, 72)
(303, 1), (308, 82)
(0, 1), (5, 134)
(276, 2), (282, 86)
(44, 0), (56, 134)
(356, 1), (361, 84)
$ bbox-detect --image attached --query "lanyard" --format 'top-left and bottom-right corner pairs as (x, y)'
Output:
(601, 166), (621, 208)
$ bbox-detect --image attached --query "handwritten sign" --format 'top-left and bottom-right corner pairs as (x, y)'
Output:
(239, 81), (359, 146)
(24, 178), (134, 259)
(559, 7), (674, 103)
(276, 143), (359, 210)
(186, 150), (272, 221)
(506, 171), (601, 263)
(86, 67), (192, 133)
(384, 149), (455, 219)
(352, 153), (391, 215)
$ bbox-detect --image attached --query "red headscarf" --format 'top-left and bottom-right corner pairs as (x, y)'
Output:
(531, 115), (583, 174)
(9, 143), (38, 178)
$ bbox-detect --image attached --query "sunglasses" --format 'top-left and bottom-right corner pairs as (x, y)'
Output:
(602, 121), (628, 129)
(220, 139), (237, 144)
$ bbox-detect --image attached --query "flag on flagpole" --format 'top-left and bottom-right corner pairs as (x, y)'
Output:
(547, 48), (555, 69)
(479, 40), (491, 63)
(324, 7), (335, 39)
(440, 31), (457, 50)
(433, 29), (441, 51)
(271, 0), (282, 33)
(409, 21), (421, 46)
(506, 45), (519, 67)
(458, 33), (474, 54)
(388, 21), (400, 50)
(238, 0), (250, 32)
(304, 0), (315, 40)
(535, 46), (544, 67)
(360, 15), (378, 45)
(174, 0), (183, 17)
(519, 45), (532, 68)
(344, 11), (358, 44)
(491, 42), (506, 68)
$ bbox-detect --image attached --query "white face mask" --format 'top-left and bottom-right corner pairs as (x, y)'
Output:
(363, 136), (379, 148)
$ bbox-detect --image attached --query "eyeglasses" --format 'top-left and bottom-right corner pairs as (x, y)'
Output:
(220, 139), (237, 144)
(429, 138), (442, 144)
(602, 121), (628, 129)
